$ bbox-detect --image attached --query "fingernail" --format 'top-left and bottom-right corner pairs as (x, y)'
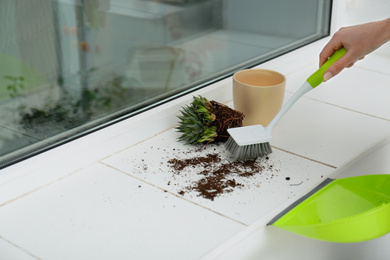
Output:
(323, 72), (334, 82)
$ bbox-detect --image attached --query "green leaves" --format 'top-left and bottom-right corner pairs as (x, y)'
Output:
(176, 96), (217, 144)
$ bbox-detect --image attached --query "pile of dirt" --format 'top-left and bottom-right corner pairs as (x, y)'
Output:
(167, 152), (277, 201)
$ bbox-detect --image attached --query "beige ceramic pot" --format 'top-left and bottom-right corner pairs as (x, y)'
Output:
(233, 69), (286, 126)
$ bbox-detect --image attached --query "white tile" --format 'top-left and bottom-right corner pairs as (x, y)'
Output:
(0, 163), (243, 260)
(0, 237), (37, 260)
(355, 51), (390, 75)
(103, 128), (334, 225)
(286, 64), (390, 120)
(270, 92), (390, 167)
(332, 136), (390, 179)
(210, 225), (390, 260)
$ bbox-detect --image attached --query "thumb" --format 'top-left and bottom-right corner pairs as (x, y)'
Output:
(323, 52), (354, 82)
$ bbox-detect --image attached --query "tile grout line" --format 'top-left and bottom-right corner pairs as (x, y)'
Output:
(0, 163), (95, 208)
(355, 66), (390, 76)
(272, 146), (337, 169)
(99, 124), (178, 162)
(286, 90), (390, 122)
(99, 161), (249, 227)
(0, 235), (41, 260)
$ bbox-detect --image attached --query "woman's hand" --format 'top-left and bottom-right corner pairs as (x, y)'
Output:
(320, 18), (390, 81)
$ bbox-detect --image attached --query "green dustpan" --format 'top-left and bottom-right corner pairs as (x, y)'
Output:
(268, 174), (390, 243)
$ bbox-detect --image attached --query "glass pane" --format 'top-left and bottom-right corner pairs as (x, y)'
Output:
(0, 0), (331, 168)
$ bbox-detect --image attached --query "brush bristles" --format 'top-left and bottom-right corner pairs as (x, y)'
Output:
(225, 136), (272, 160)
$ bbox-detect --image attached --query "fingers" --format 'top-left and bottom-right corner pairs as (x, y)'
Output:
(319, 33), (345, 67)
(319, 43), (343, 67)
(346, 55), (364, 67)
(320, 44), (349, 81)
(323, 54), (350, 81)
(323, 50), (366, 81)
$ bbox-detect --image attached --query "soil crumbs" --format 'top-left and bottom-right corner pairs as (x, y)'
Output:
(166, 147), (278, 201)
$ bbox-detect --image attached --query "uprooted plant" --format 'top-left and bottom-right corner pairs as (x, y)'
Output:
(176, 96), (244, 144)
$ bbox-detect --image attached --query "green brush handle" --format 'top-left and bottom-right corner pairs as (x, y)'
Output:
(307, 47), (347, 88)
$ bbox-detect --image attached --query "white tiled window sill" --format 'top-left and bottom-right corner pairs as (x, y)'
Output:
(1, 39), (390, 259)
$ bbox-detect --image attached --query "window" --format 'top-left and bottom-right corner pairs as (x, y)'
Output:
(0, 0), (331, 168)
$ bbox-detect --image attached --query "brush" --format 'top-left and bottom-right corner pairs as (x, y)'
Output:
(226, 47), (347, 160)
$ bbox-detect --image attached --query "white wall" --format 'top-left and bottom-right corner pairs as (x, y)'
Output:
(331, 0), (390, 56)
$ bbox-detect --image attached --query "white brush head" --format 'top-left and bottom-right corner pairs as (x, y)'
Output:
(227, 125), (271, 146)
(225, 137), (272, 160)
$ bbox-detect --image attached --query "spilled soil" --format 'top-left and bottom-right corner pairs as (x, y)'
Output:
(167, 152), (277, 201)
